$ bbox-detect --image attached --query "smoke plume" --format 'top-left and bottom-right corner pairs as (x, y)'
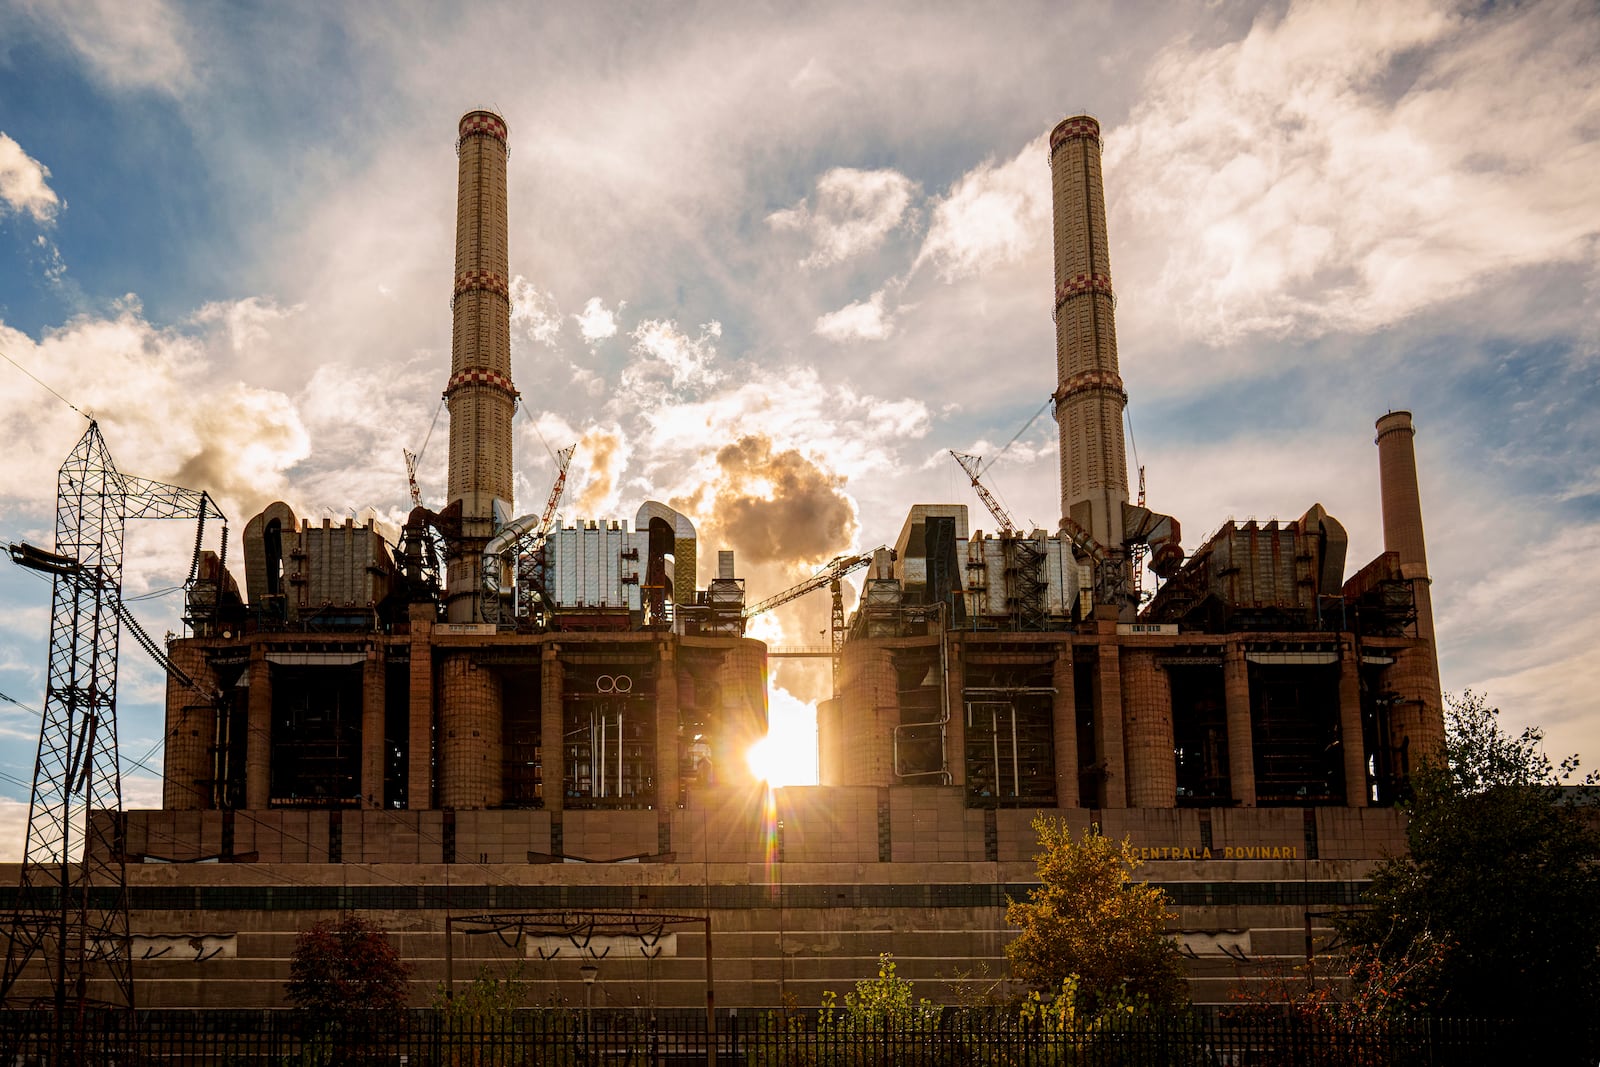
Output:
(570, 425), (629, 517)
(709, 435), (857, 565)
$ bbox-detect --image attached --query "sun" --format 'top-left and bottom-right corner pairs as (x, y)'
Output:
(746, 686), (819, 787)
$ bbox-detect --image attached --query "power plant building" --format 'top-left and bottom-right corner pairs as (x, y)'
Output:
(4, 111), (1443, 1011)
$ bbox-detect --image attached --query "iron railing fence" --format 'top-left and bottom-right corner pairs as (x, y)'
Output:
(0, 1008), (1591, 1066)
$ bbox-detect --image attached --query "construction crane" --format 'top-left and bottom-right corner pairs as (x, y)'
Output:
(403, 397), (446, 511)
(0, 421), (222, 1050)
(481, 444), (576, 627)
(535, 444), (577, 540)
(403, 447), (423, 508)
(1131, 464), (1148, 604)
(949, 450), (1018, 534)
(949, 450), (1055, 630)
(744, 549), (881, 696)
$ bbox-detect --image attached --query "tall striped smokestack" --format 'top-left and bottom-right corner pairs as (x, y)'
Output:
(1375, 411), (1444, 759)
(1049, 116), (1129, 559)
(445, 109), (516, 623)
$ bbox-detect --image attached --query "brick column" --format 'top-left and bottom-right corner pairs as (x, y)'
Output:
(1094, 640), (1126, 808)
(1051, 644), (1079, 808)
(656, 641), (679, 809)
(842, 644), (897, 786)
(361, 644), (386, 808)
(407, 603), (435, 809)
(541, 644), (564, 812)
(1122, 651), (1175, 808)
(244, 643), (271, 810)
(439, 652), (502, 809)
(1339, 636), (1368, 807)
(163, 641), (215, 810)
(719, 641), (768, 785)
(1224, 642), (1255, 807)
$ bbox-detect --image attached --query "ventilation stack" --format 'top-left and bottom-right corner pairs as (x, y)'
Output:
(1049, 115), (1128, 561)
(444, 109), (517, 623)
(1375, 410), (1445, 758)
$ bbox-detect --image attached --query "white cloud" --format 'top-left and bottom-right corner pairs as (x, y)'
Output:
(0, 301), (311, 523)
(191, 296), (301, 355)
(1110, 0), (1600, 344)
(0, 133), (61, 224)
(574, 296), (621, 343)
(768, 167), (917, 269)
(914, 136), (1048, 283)
(14, 0), (195, 95)
(621, 318), (723, 396)
(814, 289), (895, 342)
(636, 366), (930, 491)
(510, 276), (562, 346)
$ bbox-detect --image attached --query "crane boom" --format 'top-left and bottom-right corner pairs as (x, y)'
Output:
(538, 445), (576, 538)
(403, 448), (422, 508)
(950, 450), (1017, 534)
(744, 547), (885, 700)
(743, 550), (877, 619)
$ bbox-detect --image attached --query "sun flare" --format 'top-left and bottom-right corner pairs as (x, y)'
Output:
(746, 686), (819, 787)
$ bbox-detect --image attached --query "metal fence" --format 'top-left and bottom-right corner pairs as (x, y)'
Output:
(0, 1008), (1589, 1066)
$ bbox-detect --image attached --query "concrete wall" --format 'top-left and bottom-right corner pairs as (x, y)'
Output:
(68, 795), (1406, 1011)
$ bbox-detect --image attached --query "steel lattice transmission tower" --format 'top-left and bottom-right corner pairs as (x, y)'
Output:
(0, 421), (220, 1031)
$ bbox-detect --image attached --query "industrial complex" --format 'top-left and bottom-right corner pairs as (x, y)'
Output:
(2, 109), (1442, 1012)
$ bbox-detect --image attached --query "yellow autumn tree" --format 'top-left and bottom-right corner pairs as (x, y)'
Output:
(1005, 816), (1186, 1009)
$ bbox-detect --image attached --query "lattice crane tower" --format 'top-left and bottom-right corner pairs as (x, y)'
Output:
(445, 109), (517, 623)
(0, 421), (220, 1032)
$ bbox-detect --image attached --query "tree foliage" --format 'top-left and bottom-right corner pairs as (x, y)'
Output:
(286, 915), (413, 1030)
(1341, 692), (1600, 1022)
(818, 953), (942, 1033)
(1005, 817), (1185, 1009)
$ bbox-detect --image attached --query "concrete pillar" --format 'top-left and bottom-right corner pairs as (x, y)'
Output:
(361, 644), (386, 808)
(1093, 638), (1126, 808)
(944, 636), (965, 788)
(244, 643), (271, 810)
(439, 652), (502, 809)
(1122, 651), (1175, 808)
(1224, 642), (1255, 807)
(407, 603), (435, 809)
(1339, 637), (1368, 807)
(163, 641), (215, 810)
(541, 645), (564, 812)
(1051, 644), (1079, 808)
(656, 641), (679, 809)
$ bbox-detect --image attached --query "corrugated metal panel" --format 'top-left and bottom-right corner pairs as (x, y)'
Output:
(544, 526), (647, 609)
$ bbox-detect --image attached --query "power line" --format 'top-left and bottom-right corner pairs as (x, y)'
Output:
(0, 348), (88, 420)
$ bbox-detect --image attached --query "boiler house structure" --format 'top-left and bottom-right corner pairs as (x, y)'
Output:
(3, 109), (1443, 1012)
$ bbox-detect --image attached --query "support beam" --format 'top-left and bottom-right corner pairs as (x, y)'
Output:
(245, 643), (271, 810)
(1051, 645), (1079, 807)
(361, 645), (386, 808)
(1224, 642), (1255, 807)
(1339, 637), (1368, 808)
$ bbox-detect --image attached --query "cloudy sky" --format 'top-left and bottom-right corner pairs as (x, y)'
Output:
(0, 0), (1596, 844)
